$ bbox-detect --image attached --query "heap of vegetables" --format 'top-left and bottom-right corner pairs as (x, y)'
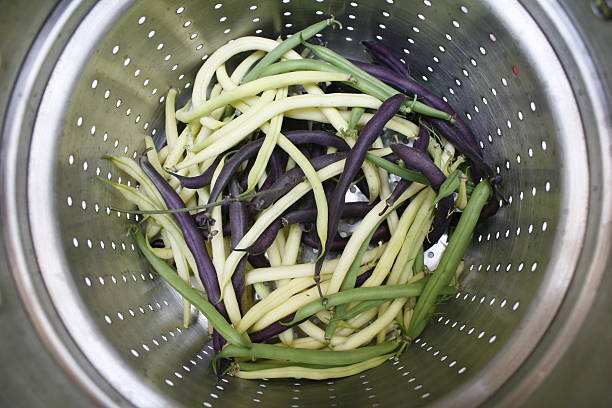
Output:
(102, 19), (499, 380)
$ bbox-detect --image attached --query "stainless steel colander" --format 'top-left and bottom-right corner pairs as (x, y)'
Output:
(1, 0), (610, 407)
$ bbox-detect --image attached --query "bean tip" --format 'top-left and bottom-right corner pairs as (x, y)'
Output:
(252, 199), (265, 211)
(328, 17), (342, 30)
(378, 204), (389, 217)
(163, 167), (180, 178)
(142, 146), (154, 157)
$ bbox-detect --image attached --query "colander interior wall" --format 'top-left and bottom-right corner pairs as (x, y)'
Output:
(25, 0), (588, 407)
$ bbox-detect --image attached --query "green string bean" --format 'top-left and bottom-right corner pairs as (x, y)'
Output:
(235, 361), (343, 371)
(407, 179), (492, 339)
(285, 280), (456, 326)
(413, 247), (425, 275)
(133, 229), (251, 348)
(434, 169), (461, 206)
(365, 153), (430, 185)
(242, 18), (338, 83)
(331, 299), (389, 323)
(302, 41), (453, 121)
(214, 341), (398, 368)
(349, 107), (366, 132)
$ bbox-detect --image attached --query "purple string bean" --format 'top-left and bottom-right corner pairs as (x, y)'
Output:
(314, 95), (405, 298)
(229, 180), (248, 301)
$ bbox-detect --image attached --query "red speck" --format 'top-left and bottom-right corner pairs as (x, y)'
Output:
(512, 66), (520, 75)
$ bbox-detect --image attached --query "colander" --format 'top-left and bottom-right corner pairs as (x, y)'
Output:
(1, 0), (611, 407)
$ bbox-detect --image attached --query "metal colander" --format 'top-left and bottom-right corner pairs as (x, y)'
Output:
(1, 0), (610, 407)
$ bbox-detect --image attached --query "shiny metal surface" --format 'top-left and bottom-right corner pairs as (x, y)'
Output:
(0, 0), (609, 407)
(483, 0), (612, 406)
(1, 1), (128, 407)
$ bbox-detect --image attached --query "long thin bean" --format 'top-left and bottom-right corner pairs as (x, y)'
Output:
(214, 341), (398, 368)
(176, 93), (383, 170)
(260, 59), (344, 77)
(236, 361), (342, 371)
(140, 156), (229, 327)
(285, 109), (418, 139)
(434, 169), (461, 205)
(259, 58), (408, 107)
(302, 42), (453, 121)
(245, 245), (385, 285)
(315, 94), (404, 298)
(407, 179), (492, 339)
(133, 230), (250, 348)
(242, 18), (337, 83)
(229, 181), (248, 303)
(284, 281), (433, 325)
(246, 87), (288, 193)
(234, 354), (392, 379)
(177, 71), (350, 122)
(274, 131), (329, 252)
(164, 89), (179, 148)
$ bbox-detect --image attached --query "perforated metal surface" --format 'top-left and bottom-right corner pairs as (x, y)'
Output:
(5, 0), (599, 406)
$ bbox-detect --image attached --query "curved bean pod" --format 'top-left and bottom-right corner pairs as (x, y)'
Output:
(166, 155), (222, 189)
(282, 202), (374, 226)
(302, 42), (452, 121)
(315, 94), (405, 294)
(413, 124), (430, 153)
(349, 60), (483, 159)
(252, 152), (347, 211)
(390, 144), (446, 189)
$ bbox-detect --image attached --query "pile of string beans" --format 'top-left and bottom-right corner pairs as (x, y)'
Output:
(101, 19), (500, 380)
